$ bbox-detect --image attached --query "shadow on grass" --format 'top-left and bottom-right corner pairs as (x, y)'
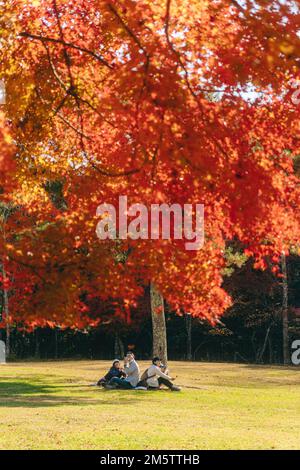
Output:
(0, 379), (145, 408)
(244, 364), (300, 372)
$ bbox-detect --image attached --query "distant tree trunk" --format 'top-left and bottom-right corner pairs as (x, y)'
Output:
(150, 283), (168, 365)
(114, 332), (119, 358)
(35, 328), (40, 359)
(250, 331), (257, 362)
(268, 336), (273, 364)
(257, 325), (271, 363)
(185, 313), (192, 360)
(54, 328), (58, 359)
(118, 336), (124, 359)
(2, 263), (10, 359)
(281, 252), (290, 365)
(114, 332), (124, 359)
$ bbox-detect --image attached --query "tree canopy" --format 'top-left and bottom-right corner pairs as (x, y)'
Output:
(0, 0), (299, 328)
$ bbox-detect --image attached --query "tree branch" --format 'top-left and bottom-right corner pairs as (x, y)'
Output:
(19, 32), (113, 70)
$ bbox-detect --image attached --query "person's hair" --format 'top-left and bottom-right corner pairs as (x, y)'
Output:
(126, 351), (134, 357)
(112, 359), (120, 367)
(152, 356), (160, 364)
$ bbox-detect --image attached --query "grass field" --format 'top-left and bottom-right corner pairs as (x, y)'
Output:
(0, 360), (299, 450)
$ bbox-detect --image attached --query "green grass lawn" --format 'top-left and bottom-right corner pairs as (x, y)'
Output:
(0, 360), (299, 450)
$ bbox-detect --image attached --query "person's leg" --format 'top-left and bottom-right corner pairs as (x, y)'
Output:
(120, 380), (133, 389)
(158, 377), (181, 391)
(136, 380), (147, 388)
(109, 377), (133, 389)
(158, 377), (174, 389)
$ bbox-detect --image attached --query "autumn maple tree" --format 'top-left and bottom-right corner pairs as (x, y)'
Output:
(0, 0), (299, 331)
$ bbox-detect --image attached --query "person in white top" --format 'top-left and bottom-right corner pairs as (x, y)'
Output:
(105, 352), (140, 389)
(146, 357), (181, 391)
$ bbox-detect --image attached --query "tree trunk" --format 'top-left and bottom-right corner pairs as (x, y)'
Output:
(268, 336), (273, 364)
(118, 336), (124, 359)
(35, 328), (40, 359)
(114, 332), (119, 358)
(185, 313), (192, 360)
(150, 282), (168, 365)
(114, 332), (124, 359)
(2, 263), (10, 359)
(281, 252), (290, 365)
(54, 328), (58, 359)
(257, 325), (271, 364)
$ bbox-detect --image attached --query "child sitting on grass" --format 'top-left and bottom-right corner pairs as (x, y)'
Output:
(97, 359), (126, 387)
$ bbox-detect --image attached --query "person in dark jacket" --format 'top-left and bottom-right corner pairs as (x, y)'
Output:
(97, 359), (126, 387)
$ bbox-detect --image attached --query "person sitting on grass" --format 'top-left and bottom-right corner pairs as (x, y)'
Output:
(97, 359), (126, 387)
(144, 357), (181, 391)
(104, 352), (140, 390)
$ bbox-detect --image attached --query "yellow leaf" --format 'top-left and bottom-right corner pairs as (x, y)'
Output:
(279, 42), (294, 55)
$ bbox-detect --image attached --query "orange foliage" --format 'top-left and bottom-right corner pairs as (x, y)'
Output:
(0, 0), (299, 326)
